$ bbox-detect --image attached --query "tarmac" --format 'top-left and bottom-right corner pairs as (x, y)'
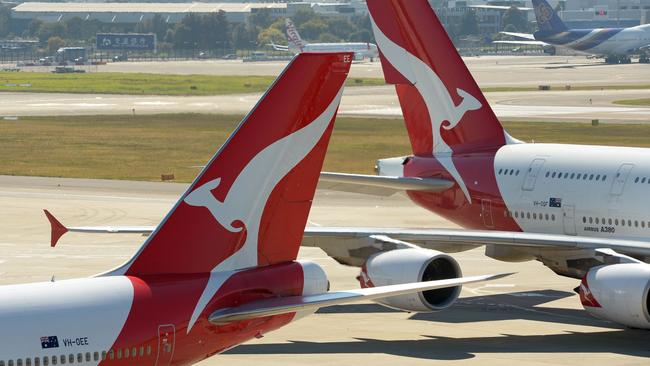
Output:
(2, 55), (650, 122)
(0, 175), (648, 365)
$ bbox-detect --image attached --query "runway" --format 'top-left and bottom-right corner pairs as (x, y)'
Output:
(10, 55), (650, 87)
(2, 86), (649, 123)
(0, 175), (647, 365)
(2, 56), (650, 122)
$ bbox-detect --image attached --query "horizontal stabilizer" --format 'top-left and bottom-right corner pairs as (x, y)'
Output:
(208, 273), (512, 324)
(499, 31), (537, 40)
(493, 40), (548, 46)
(318, 172), (453, 196)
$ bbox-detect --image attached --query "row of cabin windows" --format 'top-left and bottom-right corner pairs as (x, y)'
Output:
(544, 171), (608, 182)
(498, 168), (611, 183)
(583, 216), (650, 228)
(506, 210), (556, 221)
(0, 346), (152, 366)
(497, 169), (520, 176)
(632, 177), (650, 184)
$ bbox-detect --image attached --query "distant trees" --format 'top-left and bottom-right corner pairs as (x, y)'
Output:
(0, 5), (11, 37)
(459, 9), (479, 36)
(501, 6), (529, 33)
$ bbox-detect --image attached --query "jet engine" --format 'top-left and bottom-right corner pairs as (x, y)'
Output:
(579, 263), (650, 329)
(359, 248), (462, 312)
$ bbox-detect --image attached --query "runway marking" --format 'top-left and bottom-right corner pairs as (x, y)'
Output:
(133, 101), (177, 106)
(0, 190), (173, 202)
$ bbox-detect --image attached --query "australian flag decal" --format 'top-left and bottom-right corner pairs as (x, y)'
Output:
(549, 197), (562, 208)
(41, 336), (59, 349)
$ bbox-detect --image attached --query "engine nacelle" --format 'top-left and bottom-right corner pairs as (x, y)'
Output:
(299, 260), (329, 296)
(359, 248), (462, 312)
(580, 263), (650, 329)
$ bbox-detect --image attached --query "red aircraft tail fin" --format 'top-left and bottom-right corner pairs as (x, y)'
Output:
(110, 53), (352, 277)
(367, 0), (506, 156)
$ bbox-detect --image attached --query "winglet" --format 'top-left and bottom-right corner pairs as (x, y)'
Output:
(44, 209), (68, 247)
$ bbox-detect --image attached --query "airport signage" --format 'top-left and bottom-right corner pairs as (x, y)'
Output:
(96, 33), (156, 51)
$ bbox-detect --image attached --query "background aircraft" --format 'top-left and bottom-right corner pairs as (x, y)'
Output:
(495, 0), (650, 63)
(1, 52), (503, 365)
(271, 18), (379, 61)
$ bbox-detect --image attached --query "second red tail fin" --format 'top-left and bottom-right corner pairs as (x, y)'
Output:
(367, 0), (507, 156)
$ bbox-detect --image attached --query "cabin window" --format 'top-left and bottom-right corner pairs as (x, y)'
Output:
(635, 220), (639, 227)
(576, 173), (581, 179)
(635, 177), (640, 183)
(43, 358), (48, 366)
(602, 175), (607, 181)
(526, 212), (531, 219)
(8, 360), (13, 366)
(26, 359), (31, 366)
(564, 173), (569, 178)
(545, 171), (549, 177)
(595, 174), (601, 181)
(589, 217), (593, 224)
(628, 220), (632, 227)
(609, 218), (613, 225)
(17, 360), (22, 366)
(589, 174), (594, 180)
(545, 214), (549, 220)
(533, 213), (537, 220)
(147, 346), (152, 355)
(516, 170), (520, 176)
(570, 173), (575, 179)
(552, 172), (556, 178)
(498, 169), (503, 175)
(50, 357), (56, 366)
(582, 217), (586, 223)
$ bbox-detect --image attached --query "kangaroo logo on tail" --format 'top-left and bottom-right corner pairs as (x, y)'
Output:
(370, 16), (480, 202)
(185, 87), (344, 332)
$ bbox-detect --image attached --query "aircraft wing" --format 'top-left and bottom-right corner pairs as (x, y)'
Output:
(499, 32), (537, 40)
(493, 40), (549, 46)
(318, 172), (454, 196)
(301, 227), (650, 266)
(47, 208), (650, 260)
(208, 273), (511, 324)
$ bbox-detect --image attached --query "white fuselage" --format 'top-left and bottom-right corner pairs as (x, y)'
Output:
(495, 143), (650, 240)
(0, 277), (133, 363)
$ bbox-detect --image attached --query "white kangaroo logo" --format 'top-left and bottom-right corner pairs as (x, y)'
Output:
(184, 87), (344, 332)
(370, 16), (480, 202)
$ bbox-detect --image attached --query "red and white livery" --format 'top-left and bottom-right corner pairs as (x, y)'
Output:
(1, 52), (506, 365)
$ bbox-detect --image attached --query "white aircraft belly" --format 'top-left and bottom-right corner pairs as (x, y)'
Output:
(0, 276), (133, 360)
